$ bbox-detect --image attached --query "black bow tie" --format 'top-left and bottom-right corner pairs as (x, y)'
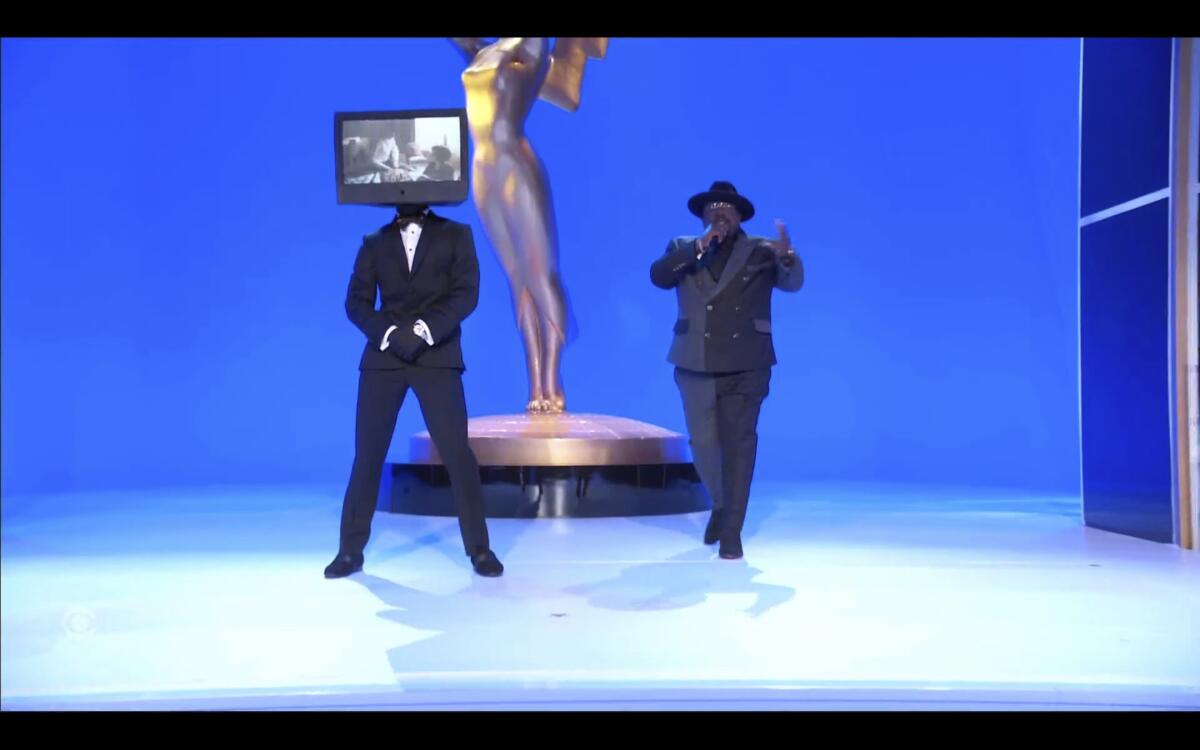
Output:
(396, 209), (426, 229)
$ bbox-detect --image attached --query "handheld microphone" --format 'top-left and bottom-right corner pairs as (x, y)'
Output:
(700, 225), (723, 254)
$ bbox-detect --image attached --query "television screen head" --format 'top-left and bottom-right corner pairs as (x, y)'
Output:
(335, 108), (469, 207)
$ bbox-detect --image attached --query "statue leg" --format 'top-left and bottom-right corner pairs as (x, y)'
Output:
(475, 179), (546, 411)
(535, 279), (568, 413)
(515, 287), (545, 412)
(505, 163), (570, 413)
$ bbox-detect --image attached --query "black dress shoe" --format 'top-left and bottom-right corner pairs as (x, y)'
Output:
(718, 537), (743, 560)
(324, 552), (363, 578)
(704, 508), (725, 545)
(470, 549), (504, 577)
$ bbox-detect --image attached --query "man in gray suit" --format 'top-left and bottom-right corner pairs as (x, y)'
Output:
(650, 181), (804, 559)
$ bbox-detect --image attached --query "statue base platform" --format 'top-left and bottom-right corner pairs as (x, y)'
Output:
(378, 413), (709, 518)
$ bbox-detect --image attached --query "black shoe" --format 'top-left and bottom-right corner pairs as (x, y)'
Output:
(718, 536), (743, 560)
(704, 508), (724, 545)
(470, 549), (504, 577)
(324, 552), (363, 578)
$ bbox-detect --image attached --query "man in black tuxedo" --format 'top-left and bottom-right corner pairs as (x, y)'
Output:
(650, 182), (804, 560)
(325, 205), (503, 579)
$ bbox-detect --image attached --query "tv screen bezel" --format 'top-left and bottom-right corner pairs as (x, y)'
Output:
(335, 107), (470, 207)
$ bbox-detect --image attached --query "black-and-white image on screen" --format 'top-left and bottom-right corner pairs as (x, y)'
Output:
(341, 116), (462, 185)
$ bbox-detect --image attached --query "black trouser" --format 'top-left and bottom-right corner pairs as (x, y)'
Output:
(674, 367), (771, 542)
(339, 366), (489, 557)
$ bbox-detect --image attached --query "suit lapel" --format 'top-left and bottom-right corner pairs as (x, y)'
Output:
(409, 214), (437, 279)
(708, 232), (755, 299)
(380, 227), (411, 281)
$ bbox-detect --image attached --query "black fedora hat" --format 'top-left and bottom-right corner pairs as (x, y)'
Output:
(687, 180), (755, 221)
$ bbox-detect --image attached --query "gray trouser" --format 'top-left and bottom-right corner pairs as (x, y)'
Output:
(673, 366), (771, 541)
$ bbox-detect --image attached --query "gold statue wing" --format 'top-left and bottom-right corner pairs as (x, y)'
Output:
(539, 38), (608, 112)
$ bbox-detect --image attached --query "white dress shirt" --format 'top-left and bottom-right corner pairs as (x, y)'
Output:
(380, 217), (434, 352)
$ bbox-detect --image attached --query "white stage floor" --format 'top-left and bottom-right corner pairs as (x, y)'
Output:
(2, 481), (1197, 710)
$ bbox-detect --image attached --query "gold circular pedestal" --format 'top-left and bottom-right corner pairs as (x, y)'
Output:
(408, 413), (692, 467)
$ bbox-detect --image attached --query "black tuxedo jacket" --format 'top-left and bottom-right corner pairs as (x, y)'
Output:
(345, 212), (480, 370)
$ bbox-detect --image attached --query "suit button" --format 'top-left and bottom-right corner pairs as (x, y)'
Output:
(733, 333), (740, 338)
(735, 306), (741, 311)
(706, 304), (713, 311)
(704, 332), (711, 338)
(742, 276), (749, 282)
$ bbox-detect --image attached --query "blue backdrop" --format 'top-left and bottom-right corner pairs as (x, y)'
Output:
(0, 38), (1081, 497)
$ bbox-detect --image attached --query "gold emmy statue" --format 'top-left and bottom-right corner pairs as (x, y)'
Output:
(380, 38), (706, 518)
(450, 37), (608, 414)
